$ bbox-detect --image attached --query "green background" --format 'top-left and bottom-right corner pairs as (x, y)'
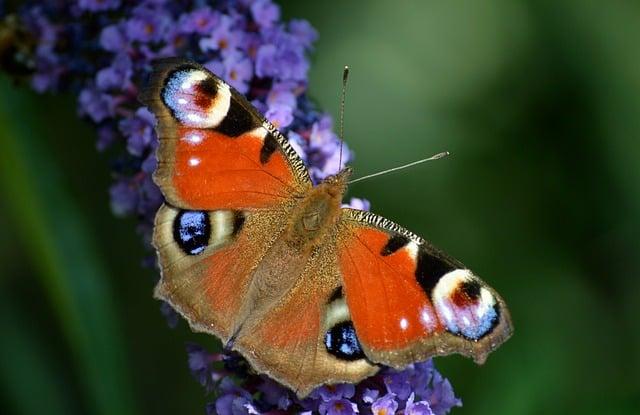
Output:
(1, 0), (639, 414)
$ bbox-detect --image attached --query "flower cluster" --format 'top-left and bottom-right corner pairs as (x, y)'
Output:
(8, 0), (354, 243)
(188, 345), (461, 415)
(1, 0), (461, 413)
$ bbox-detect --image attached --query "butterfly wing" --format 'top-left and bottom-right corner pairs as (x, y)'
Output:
(142, 59), (311, 343)
(139, 58), (311, 211)
(153, 204), (298, 342)
(232, 232), (378, 396)
(336, 208), (513, 368)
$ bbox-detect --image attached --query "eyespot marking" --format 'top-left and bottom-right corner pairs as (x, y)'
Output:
(161, 68), (230, 128)
(324, 321), (365, 361)
(432, 269), (499, 340)
(173, 210), (210, 255)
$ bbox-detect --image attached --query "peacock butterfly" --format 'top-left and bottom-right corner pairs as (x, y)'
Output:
(140, 58), (513, 397)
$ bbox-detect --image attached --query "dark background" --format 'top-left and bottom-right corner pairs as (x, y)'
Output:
(1, 1), (639, 414)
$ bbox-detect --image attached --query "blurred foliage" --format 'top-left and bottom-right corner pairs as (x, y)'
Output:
(1, 0), (639, 414)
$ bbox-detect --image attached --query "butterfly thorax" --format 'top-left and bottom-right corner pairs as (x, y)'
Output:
(233, 169), (350, 328)
(284, 168), (351, 253)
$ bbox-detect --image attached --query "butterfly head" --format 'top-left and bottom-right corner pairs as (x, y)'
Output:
(320, 166), (353, 196)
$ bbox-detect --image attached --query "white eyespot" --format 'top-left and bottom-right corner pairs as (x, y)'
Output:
(188, 157), (200, 166)
(162, 69), (231, 128)
(432, 269), (498, 340)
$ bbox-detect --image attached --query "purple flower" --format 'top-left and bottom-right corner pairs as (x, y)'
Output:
(160, 27), (190, 56)
(372, 394), (399, 415)
(78, 0), (120, 12)
(100, 24), (128, 52)
(109, 179), (138, 217)
(424, 371), (462, 415)
(314, 384), (356, 402)
(214, 378), (256, 415)
(222, 50), (253, 93)
(96, 53), (133, 91)
(255, 39), (309, 81)
(383, 370), (413, 401)
(125, 8), (171, 43)
(159, 301), (179, 328)
(265, 104), (293, 129)
(78, 87), (116, 123)
(179, 7), (220, 34)
(118, 107), (155, 157)
(215, 394), (258, 415)
(257, 377), (292, 410)
(251, 0), (280, 29)
(405, 393), (434, 415)
(289, 19), (319, 48)
(362, 388), (380, 404)
(199, 14), (244, 56)
(186, 343), (219, 389)
(319, 398), (359, 415)
(267, 80), (299, 109)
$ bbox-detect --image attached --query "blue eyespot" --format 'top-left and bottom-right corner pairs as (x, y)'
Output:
(173, 210), (210, 255)
(324, 321), (365, 361)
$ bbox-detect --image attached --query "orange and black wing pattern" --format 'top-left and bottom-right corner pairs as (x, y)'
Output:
(336, 208), (513, 368)
(140, 57), (311, 211)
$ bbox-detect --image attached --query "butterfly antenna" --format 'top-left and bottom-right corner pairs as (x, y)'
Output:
(338, 65), (350, 173)
(348, 151), (450, 184)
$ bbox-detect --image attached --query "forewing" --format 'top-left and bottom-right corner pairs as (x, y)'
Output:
(336, 208), (513, 368)
(140, 58), (311, 210)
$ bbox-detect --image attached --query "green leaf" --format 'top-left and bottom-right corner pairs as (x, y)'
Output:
(0, 77), (137, 415)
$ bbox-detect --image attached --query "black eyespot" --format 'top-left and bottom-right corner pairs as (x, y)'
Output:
(324, 321), (365, 361)
(173, 210), (211, 255)
(460, 280), (481, 300)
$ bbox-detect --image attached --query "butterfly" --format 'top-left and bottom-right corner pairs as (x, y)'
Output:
(140, 58), (513, 397)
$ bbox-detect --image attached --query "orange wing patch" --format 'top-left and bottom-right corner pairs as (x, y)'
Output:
(173, 126), (297, 209)
(140, 58), (311, 211)
(338, 228), (442, 351)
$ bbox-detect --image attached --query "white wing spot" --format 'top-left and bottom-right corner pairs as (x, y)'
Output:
(400, 317), (409, 331)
